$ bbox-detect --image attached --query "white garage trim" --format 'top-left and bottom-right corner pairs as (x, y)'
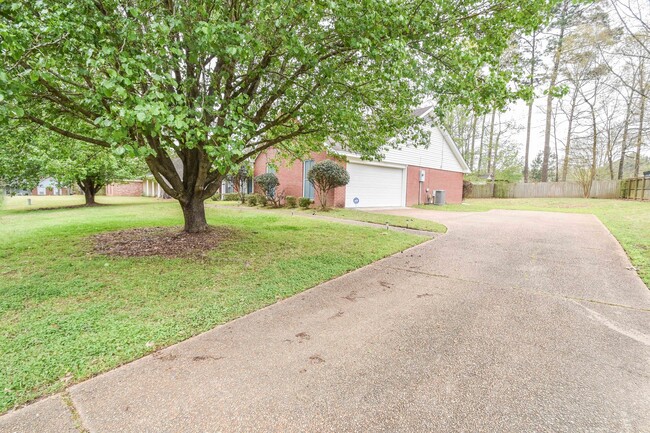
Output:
(345, 159), (407, 208)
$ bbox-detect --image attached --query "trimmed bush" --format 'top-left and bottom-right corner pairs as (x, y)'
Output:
(299, 197), (312, 209)
(307, 160), (349, 210)
(286, 196), (297, 208)
(223, 192), (240, 201)
(210, 195), (220, 201)
(246, 194), (258, 206)
(254, 173), (279, 199)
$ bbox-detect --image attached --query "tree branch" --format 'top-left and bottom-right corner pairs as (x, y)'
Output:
(25, 114), (112, 147)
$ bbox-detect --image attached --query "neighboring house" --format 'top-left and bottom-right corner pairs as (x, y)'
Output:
(30, 177), (72, 196)
(104, 177), (167, 197)
(142, 176), (170, 198)
(220, 178), (254, 196)
(140, 158), (254, 199)
(105, 180), (144, 197)
(253, 106), (470, 208)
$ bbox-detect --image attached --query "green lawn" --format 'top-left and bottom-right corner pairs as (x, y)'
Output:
(210, 202), (447, 233)
(418, 198), (650, 287)
(1, 195), (159, 211)
(0, 196), (426, 413)
(310, 208), (446, 233)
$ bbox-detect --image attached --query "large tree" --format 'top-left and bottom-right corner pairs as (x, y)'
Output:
(0, 126), (145, 205)
(1, 0), (555, 231)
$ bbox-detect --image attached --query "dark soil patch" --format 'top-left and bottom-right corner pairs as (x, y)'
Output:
(92, 226), (237, 258)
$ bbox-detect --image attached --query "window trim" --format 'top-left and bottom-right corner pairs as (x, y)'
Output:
(303, 159), (315, 199)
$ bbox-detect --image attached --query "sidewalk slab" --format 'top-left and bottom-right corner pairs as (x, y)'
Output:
(0, 396), (76, 433)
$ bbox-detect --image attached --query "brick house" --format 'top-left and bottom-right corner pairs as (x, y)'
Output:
(30, 177), (72, 196)
(253, 106), (470, 208)
(105, 180), (143, 197)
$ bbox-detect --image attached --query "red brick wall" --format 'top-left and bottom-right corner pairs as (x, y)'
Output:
(105, 181), (143, 197)
(406, 166), (463, 205)
(254, 149), (463, 207)
(253, 149), (346, 208)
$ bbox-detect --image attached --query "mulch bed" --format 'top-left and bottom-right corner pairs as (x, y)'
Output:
(92, 226), (237, 258)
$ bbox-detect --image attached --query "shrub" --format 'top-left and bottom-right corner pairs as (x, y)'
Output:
(210, 195), (220, 201)
(223, 192), (240, 201)
(246, 194), (258, 206)
(254, 173), (286, 207)
(299, 197), (312, 209)
(227, 164), (252, 203)
(270, 189), (286, 208)
(254, 173), (279, 199)
(286, 196), (297, 208)
(307, 160), (349, 210)
(258, 194), (268, 206)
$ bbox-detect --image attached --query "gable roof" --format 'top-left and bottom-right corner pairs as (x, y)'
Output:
(413, 105), (470, 173)
(330, 106), (470, 173)
(412, 105), (435, 118)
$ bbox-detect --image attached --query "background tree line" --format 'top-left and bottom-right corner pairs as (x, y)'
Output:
(442, 0), (650, 188)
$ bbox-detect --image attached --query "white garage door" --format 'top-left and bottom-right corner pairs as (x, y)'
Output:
(345, 163), (405, 208)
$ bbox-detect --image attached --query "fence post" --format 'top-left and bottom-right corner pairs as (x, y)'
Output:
(642, 177), (646, 201)
(627, 179), (632, 200)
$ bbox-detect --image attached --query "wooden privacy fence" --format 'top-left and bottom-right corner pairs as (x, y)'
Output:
(467, 180), (623, 199)
(621, 177), (650, 200)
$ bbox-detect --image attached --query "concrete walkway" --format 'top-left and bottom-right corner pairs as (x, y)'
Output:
(2, 209), (649, 432)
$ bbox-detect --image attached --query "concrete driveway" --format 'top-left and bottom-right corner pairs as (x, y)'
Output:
(2, 209), (649, 432)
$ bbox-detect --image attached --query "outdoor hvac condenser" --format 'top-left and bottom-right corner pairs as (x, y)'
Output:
(434, 190), (446, 205)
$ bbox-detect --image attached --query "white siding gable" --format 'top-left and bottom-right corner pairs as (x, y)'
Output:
(380, 126), (468, 173)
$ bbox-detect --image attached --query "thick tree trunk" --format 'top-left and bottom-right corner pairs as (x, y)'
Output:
(618, 103), (631, 180)
(84, 187), (97, 206)
(180, 196), (209, 233)
(606, 125), (615, 180)
(591, 108), (598, 185)
(77, 177), (100, 206)
(469, 113), (477, 171)
(524, 32), (537, 183)
(562, 91), (577, 181)
(143, 146), (224, 233)
(553, 122), (559, 182)
(477, 115), (486, 172)
(524, 99), (534, 182)
(492, 130), (502, 179)
(486, 109), (496, 176)
(542, 0), (568, 182)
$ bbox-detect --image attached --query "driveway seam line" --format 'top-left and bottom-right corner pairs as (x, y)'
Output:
(61, 392), (90, 433)
(387, 266), (650, 313)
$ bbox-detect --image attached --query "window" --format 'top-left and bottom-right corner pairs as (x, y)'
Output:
(303, 160), (315, 199)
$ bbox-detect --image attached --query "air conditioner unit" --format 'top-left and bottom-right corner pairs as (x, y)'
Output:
(419, 170), (425, 182)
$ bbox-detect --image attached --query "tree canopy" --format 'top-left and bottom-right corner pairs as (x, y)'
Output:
(0, 124), (145, 203)
(1, 0), (556, 230)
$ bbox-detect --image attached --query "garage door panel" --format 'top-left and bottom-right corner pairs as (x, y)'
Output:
(345, 163), (404, 208)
